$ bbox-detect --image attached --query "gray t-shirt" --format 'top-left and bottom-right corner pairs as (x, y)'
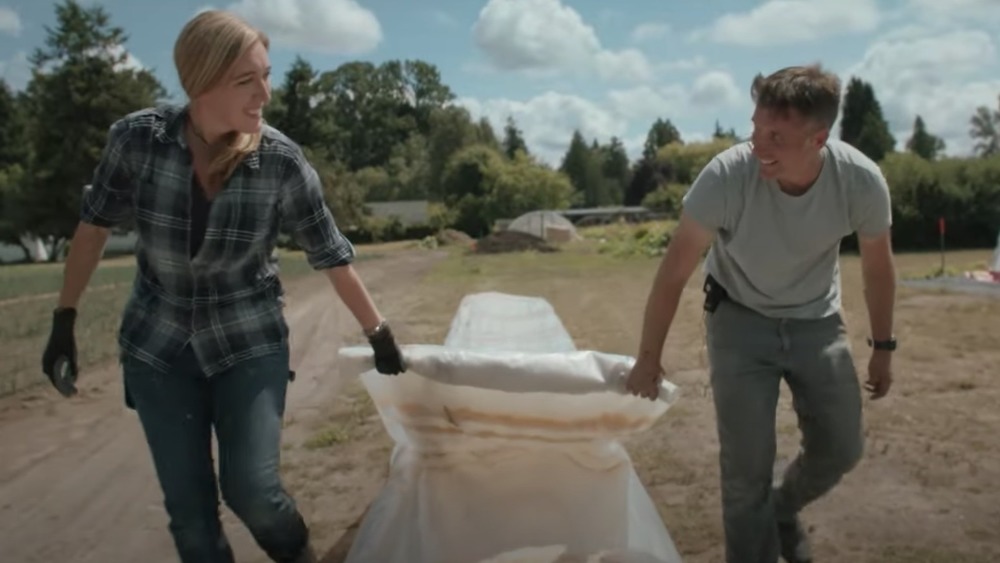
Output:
(682, 139), (892, 319)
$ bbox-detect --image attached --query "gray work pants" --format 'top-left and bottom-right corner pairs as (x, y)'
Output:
(705, 298), (865, 563)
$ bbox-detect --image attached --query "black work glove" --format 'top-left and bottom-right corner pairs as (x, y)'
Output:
(367, 321), (406, 375)
(41, 307), (79, 397)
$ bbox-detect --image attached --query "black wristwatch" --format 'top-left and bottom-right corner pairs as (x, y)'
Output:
(867, 337), (897, 351)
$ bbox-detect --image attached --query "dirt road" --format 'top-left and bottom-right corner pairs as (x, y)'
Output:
(0, 249), (444, 563)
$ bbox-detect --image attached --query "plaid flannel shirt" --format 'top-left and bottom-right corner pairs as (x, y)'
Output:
(81, 104), (356, 376)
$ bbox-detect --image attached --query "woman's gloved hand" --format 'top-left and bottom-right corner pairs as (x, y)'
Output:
(41, 307), (80, 397)
(366, 320), (406, 375)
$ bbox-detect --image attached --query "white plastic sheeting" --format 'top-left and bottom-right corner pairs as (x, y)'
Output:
(506, 210), (580, 242)
(337, 292), (682, 563)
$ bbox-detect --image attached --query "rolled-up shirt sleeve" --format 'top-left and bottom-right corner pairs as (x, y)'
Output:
(81, 118), (136, 228)
(279, 149), (356, 270)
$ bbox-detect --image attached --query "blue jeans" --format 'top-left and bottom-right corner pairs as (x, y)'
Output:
(123, 344), (309, 563)
(706, 299), (864, 563)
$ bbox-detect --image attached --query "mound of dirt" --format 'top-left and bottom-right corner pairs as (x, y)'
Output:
(437, 229), (475, 246)
(475, 230), (558, 254)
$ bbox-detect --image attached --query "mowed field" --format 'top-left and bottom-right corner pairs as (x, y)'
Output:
(1, 224), (998, 562)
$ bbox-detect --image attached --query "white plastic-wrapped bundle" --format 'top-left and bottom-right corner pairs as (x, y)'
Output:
(337, 292), (683, 563)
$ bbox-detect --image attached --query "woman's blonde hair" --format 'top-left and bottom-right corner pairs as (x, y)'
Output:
(174, 10), (269, 184)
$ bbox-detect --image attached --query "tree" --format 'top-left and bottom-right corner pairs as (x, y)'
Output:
(21, 0), (165, 258)
(271, 56), (320, 147)
(312, 59), (453, 171)
(840, 76), (895, 162)
(598, 136), (630, 204)
(558, 130), (620, 207)
(905, 115), (945, 160)
(626, 137), (738, 209)
(0, 81), (27, 168)
(625, 158), (673, 206)
(502, 116), (528, 159)
(712, 120), (739, 142)
(642, 118), (682, 161)
(0, 80), (30, 255)
(425, 105), (485, 200)
(969, 94), (1000, 157)
(441, 145), (572, 236)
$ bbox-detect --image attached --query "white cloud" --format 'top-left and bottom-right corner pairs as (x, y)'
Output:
(458, 69), (747, 166)
(656, 56), (708, 72)
(472, 0), (652, 83)
(844, 28), (1000, 156)
(228, 0), (382, 54)
(458, 92), (629, 165)
(0, 51), (30, 91)
(906, 0), (1000, 25)
(105, 45), (145, 73)
(691, 0), (880, 46)
(4, 42), (146, 90)
(631, 22), (670, 43)
(0, 6), (21, 36)
(609, 70), (744, 122)
(607, 85), (688, 122)
(690, 71), (742, 108)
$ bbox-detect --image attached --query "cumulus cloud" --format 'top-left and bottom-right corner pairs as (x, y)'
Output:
(0, 6), (21, 36)
(656, 56), (708, 73)
(691, 0), (880, 46)
(843, 28), (1000, 156)
(228, 0), (382, 54)
(609, 70), (744, 122)
(906, 0), (1000, 25)
(0, 51), (30, 91)
(458, 69), (746, 165)
(472, 0), (652, 83)
(690, 71), (742, 108)
(458, 92), (629, 165)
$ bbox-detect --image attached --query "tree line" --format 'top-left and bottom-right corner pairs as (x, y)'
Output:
(1, 1), (999, 262)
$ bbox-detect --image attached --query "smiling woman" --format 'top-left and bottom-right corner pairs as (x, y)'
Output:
(174, 10), (272, 194)
(40, 8), (408, 563)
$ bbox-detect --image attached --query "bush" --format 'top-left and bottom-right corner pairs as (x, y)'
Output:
(869, 153), (1000, 251)
(581, 220), (675, 258)
(640, 182), (688, 217)
(344, 216), (438, 244)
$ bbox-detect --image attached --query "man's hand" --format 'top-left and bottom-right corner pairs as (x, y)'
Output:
(625, 359), (663, 401)
(626, 213), (713, 404)
(865, 350), (892, 399)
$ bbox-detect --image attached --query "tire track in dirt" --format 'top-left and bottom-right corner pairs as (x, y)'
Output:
(0, 249), (446, 563)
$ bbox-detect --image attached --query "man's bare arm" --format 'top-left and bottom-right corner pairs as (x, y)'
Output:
(636, 214), (715, 364)
(857, 230), (896, 342)
(57, 222), (111, 309)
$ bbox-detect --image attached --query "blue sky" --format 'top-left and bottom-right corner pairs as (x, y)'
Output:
(2, 0), (999, 165)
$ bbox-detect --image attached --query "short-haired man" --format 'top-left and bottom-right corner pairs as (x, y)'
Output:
(626, 64), (897, 563)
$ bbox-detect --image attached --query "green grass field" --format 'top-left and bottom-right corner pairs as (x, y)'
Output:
(0, 248), (378, 396)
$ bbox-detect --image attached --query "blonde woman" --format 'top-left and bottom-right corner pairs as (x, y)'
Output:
(40, 10), (405, 563)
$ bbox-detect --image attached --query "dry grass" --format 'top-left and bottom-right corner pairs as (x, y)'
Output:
(287, 227), (1000, 563)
